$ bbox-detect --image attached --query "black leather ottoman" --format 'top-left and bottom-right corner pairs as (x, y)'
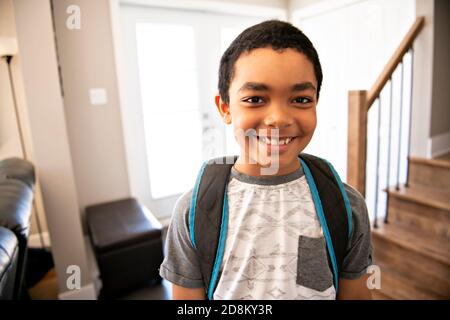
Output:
(86, 198), (163, 298)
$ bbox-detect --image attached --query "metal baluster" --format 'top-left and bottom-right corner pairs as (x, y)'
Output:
(385, 78), (394, 223)
(406, 47), (415, 188)
(396, 62), (404, 191)
(374, 97), (382, 229)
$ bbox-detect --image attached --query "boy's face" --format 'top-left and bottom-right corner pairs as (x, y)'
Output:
(216, 47), (318, 176)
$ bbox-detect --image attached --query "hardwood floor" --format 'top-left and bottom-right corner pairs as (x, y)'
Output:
(27, 268), (59, 300)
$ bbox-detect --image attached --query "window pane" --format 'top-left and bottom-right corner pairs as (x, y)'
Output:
(144, 111), (202, 199)
(136, 23), (199, 112)
(136, 23), (201, 198)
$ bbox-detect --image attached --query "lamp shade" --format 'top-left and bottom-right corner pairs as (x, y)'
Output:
(0, 37), (18, 56)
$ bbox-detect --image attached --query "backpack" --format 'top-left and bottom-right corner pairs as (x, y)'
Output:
(188, 153), (353, 299)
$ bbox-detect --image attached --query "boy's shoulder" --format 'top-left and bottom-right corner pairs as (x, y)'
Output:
(342, 183), (369, 223)
(175, 188), (193, 215)
(171, 189), (193, 236)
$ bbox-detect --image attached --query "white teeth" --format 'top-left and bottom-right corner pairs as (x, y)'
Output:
(260, 137), (293, 145)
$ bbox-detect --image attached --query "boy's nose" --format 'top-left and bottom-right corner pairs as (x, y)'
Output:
(263, 103), (293, 128)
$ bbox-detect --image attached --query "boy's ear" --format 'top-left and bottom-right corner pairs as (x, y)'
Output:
(215, 94), (232, 124)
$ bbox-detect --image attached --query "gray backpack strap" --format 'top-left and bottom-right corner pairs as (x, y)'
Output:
(300, 153), (353, 292)
(188, 156), (237, 299)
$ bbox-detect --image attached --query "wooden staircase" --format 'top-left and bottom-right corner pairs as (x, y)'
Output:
(371, 153), (450, 299)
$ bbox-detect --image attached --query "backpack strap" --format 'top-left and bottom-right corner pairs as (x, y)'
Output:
(189, 154), (352, 298)
(299, 153), (353, 292)
(188, 156), (237, 299)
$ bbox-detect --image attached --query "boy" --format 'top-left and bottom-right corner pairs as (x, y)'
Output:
(160, 20), (373, 300)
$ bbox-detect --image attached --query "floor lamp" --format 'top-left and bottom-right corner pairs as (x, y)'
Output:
(1, 37), (47, 250)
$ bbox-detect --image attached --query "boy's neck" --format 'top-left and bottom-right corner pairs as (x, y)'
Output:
(233, 156), (301, 177)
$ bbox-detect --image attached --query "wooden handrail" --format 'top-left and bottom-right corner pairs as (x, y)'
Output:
(347, 16), (425, 195)
(367, 17), (425, 108)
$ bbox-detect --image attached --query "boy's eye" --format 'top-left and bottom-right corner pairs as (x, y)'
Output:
(292, 97), (313, 105)
(243, 96), (265, 104)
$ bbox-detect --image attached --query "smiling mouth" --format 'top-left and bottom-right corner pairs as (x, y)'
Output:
(257, 136), (296, 146)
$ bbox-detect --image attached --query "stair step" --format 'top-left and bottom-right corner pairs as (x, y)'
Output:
(372, 222), (450, 298)
(386, 186), (450, 239)
(408, 156), (450, 190)
(375, 261), (446, 300)
(411, 156), (450, 168)
(436, 152), (450, 162)
(373, 221), (450, 266)
(387, 185), (450, 211)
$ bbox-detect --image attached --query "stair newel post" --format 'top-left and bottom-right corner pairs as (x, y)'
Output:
(347, 90), (368, 197)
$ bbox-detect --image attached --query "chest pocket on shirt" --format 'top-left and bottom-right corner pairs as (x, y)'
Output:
(297, 235), (333, 292)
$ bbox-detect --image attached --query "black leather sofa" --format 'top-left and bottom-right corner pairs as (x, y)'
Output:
(0, 158), (35, 300)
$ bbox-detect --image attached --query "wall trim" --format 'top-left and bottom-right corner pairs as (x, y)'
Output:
(119, 0), (287, 18)
(429, 131), (450, 158)
(58, 283), (97, 300)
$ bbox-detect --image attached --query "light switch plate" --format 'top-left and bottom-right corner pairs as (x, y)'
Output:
(89, 88), (108, 105)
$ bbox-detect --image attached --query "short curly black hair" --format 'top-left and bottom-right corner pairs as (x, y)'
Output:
(218, 20), (323, 104)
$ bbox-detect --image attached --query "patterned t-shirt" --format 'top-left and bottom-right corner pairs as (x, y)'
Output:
(160, 165), (373, 300)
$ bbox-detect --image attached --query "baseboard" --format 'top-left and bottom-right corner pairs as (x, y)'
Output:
(429, 131), (450, 158)
(28, 231), (51, 248)
(58, 283), (97, 300)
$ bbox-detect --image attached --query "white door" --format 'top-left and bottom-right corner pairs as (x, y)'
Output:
(119, 5), (267, 217)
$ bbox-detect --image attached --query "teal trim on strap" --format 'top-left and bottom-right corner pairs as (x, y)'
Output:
(189, 162), (208, 249)
(300, 159), (339, 292)
(207, 184), (229, 300)
(324, 160), (353, 238)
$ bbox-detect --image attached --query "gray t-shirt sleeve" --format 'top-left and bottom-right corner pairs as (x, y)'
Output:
(159, 189), (205, 288)
(340, 183), (373, 279)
